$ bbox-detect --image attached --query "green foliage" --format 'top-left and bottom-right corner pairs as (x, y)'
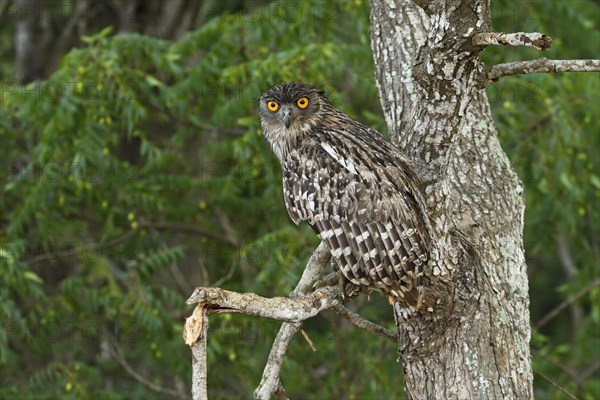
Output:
(1, 0), (598, 399)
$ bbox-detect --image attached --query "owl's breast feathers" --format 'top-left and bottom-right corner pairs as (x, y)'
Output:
(282, 119), (430, 307)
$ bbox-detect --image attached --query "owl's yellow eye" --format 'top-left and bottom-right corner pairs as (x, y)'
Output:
(267, 101), (279, 112)
(296, 97), (309, 109)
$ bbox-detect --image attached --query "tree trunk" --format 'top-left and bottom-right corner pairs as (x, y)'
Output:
(369, 1), (533, 398)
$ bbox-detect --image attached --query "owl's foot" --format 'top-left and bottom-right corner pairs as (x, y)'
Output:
(312, 272), (341, 290)
(312, 272), (361, 300)
(338, 274), (362, 300)
(342, 279), (362, 299)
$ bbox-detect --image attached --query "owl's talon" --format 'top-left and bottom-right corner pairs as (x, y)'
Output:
(339, 276), (362, 300)
(313, 272), (340, 290)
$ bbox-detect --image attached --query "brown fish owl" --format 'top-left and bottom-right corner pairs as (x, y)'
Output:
(259, 82), (430, 308)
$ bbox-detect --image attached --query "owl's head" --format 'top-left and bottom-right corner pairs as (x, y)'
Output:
(259, 82), (328, 139)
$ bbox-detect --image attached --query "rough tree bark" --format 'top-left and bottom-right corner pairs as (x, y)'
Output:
(369, 1), (532, 398)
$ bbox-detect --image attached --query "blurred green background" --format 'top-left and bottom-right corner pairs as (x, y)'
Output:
(1, 1), (598, 399)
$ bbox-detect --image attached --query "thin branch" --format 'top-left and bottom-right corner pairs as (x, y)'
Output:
(533, 370), (579, 400)
(209, 212), (241, 287)
(578, 359), (600, 384)
(556, 232), (578, 279)
(170, 262), (194, 295)
(472, 32), (552, 51)
(531, 349), (579, 384)
(140, 221), (237, 247)
(536, 277), (600, 329)
(105, 334), (188, 399)
(333, 304), (398, 343)
(555, 231), (583, 340)
(145, 100), (246, 136)
(254, 242), (331, 400)
(209, 259), (238, 287)
(299, 329), (317, 352)
(26, 228), (139, 265)
(142, 228), (194, 295)
(532, 350), (600, 387)
(482, 58), (600, 87)
(524, 115), (551, 135)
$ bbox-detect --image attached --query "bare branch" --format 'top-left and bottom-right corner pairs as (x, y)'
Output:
(333, 305), (397, 343)
(537, 277), (600, 329)
(533, 370), (579, 400)
(190, 306), (210, 400)
(472, 32), (552, 51)
(482, 58), (600, 87)
(255, 322), (301, 400)
(186, 285), (339, 322)
(255, 242), (331, 400)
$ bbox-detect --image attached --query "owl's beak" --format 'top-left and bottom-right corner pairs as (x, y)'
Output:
(282, 107), (291, 129)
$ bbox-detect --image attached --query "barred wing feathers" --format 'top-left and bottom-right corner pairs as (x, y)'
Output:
(282, 123), (430, 307)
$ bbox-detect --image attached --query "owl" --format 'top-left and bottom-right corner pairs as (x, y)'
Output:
(259, 82), (430, 308)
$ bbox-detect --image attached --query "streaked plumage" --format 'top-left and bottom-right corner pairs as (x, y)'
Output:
(259, 82), (430, 308)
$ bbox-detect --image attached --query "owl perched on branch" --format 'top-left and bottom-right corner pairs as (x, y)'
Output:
(259, 82), (430, 309)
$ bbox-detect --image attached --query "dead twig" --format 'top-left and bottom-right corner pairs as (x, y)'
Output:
(300, 329), (317, 352)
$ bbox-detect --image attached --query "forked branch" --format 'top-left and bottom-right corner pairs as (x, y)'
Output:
(184, 242), (333, 400)
(472, 31), (600, 86)
(255, 242), (331, 400)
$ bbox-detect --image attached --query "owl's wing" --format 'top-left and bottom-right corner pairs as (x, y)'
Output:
(282, 132), (430, 307)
